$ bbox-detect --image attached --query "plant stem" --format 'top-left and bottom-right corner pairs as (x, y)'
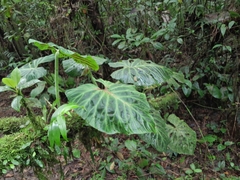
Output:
(21, 98), (42, 131)
(55, 50), (60, 107)
(88, 70), (97, 86)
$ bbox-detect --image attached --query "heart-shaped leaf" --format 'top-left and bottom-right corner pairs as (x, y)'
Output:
(109, 59), (173, 86)
(66, 79), (156, 134)
(166, 114), (196, 155)
(139, 110), (170, 152)
(19, 55), (55, 81)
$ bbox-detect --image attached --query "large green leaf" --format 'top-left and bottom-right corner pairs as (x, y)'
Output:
(65, 79), (156, 135)
(0, 86), (12, 92)
(63, 56), (108, 77)
(17, 78), (40, 90)
(109, 59), (173, 86)
(139, 110), (170, 152)
(166, 114), (196, 155)
(19, 55), (55, 81)
(62, 59), (85, 77)
(29, 39), (99, 71)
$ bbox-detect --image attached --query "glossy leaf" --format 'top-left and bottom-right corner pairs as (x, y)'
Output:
(56, 116), (67, 141)
(48, 103), (79, 147)
(63, 59), (85, 77)
(19, 55), (55, 81)
(25, 98), (42, 108)
(166, 114), (196, 155)
(18, 78), (40, 90)
(2, 78), (17, 88)
(220, 24), (226, 36)
(0, 86), (12, 92)
(109, 59), (173, 86)
(66, 79), (156, 135)
(48, 121), (61, 147)
(139, 110), (169, 152)
(35, 159), (44, 168)
(30, 81), (46, 97)
(10, 68), (21, 85)
(29, 39), (99, 71)
(125, 140), (137, 151)
(11, 96), (22, 111)
(205, 84), (221, 99)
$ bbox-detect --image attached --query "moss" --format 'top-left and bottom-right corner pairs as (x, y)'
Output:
(0, 116), (29, 134)
(0, 125), (36, 173)
(149, 92), (180, 111)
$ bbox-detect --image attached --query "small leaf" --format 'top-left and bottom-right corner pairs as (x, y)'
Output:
(48, 121), (61, 147)
(11, 68), (21, 85)
(220, 24), (226, 36)
(212, 44), (222, 49)
(228, 21), (235, 29)
(224, 141), (234, 146)
(151, 29), (167, 39)
(30, 81), (46, 97)
(11, 96), (22, 111)
(112, 39), (123, 46)
(194, 169), (202, 173)
(0, 86), (12, 92)
(109, 162), (115, 170)
(72, 149), (81, 158)
(200, 134), (217, 143)
(3, 160), (8, 165)
(20, 141), (33, 150)
(110, 34), (122, 39)
(2, 78), (17, 88)
(152, 42), (164, 50)
(35, 159), (44, 168)
(138, 158), (149, 168)
(18, 78), (40, 90)
(125, 140), (137, 151)
(217, 144), (226, 151)
(177, 37), (183, 44)
(205, 84), (221, 99)
(190, 163), (196, 170)
(116, 152), (124, 160)
(118, 41), (126, 49)
(182, 85), (192, 97)
(56, 116), (67, 141)
(185, 169), (193, 175)
(2, 169), (7, 174)
(11, 159), (19, 166)
(10, 164), (15, 169)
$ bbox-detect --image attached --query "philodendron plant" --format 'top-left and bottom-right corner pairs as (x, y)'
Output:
(0, 39), (196, 157)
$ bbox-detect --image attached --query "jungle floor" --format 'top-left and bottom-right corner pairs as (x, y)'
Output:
(0, 91), (240, 180)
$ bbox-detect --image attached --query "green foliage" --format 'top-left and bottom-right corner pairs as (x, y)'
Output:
(0, 38), (196, 177)
(139, 110), (170, 152)
(109, 59), (174, 86)
(166, 114), (197, 155)
(66, 79), (156, 135)
(149, 92), (180, 111)
(0, 116), (29, 134)
(29, 39), (99, 71)
(48, 103), (79, 147)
